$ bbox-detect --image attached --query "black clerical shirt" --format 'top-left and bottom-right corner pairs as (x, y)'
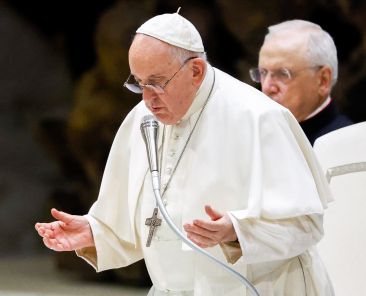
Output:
(300, 100), (353, 145)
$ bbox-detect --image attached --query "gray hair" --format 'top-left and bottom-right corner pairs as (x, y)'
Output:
(169, 45), (207, 64)
(265, 20), (338, 88)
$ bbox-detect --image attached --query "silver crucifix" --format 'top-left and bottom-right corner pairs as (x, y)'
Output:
(145, 207), (162, 247)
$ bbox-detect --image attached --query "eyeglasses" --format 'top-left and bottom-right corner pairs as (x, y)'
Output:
(123, 57), (197, 94)
(249, 66), (322, 84)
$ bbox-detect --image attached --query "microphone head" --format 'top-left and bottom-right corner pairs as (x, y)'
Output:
(140, 115), (159, 172)
(140, 115), (159, 144)
(140, 114), (159, 130)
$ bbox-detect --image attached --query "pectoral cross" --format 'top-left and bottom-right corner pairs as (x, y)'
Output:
(145, 207), (162, 247)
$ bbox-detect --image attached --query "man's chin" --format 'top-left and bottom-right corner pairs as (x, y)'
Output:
(269, 96), (282, 103)
(149, 108), (163, 118)
(152, 112), (174, 125)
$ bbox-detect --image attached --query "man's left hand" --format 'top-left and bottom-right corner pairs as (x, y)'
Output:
(183, 205), (237, 248)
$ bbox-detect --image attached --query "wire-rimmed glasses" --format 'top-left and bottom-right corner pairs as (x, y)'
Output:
(123, 56), (197, 94)
(249, 66), (322, 84)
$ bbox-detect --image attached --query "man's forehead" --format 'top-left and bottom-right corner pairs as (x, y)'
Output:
(259, 36), (308, 68)
(130, 35), (175, 62)
(264, 32), (307, 53)
(129, 36), (176, 80)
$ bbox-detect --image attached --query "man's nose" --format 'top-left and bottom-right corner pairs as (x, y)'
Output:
(142, 87), (158, 101)
(261, 74), (279, 95)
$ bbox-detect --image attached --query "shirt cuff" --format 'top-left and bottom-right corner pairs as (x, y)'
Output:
(219, 240), (242, 264)
(76, 246), (98, 270)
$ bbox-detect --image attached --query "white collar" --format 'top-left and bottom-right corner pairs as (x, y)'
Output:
(305, 96), (331, 120)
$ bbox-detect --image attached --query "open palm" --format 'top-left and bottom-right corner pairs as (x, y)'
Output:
(35, 208), (94, 251)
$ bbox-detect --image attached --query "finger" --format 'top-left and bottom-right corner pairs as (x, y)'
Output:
(35, 225), (52, 237)
(35, 222), (52, 231)
(205, 205), (223, 221)
(187, 236), (209, 248)
(186, 232), (216, 248)
(35, 226), (46, 237)
(184, 223), (217, 240)
(51, 208), (74, 224)
(51, 240), (66, 251)
(43, 237), (58, 250)
(43, 237), (67, 251)
(192, 219), (220, 231)
(43, 228), (56, 238)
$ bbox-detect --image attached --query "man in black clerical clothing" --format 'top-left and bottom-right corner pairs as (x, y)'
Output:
(249, 19), (353, 145)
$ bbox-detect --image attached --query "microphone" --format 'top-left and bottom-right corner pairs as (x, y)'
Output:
(140, 115), (160, 191)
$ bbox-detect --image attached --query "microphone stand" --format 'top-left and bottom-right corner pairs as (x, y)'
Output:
(150, 170), (260, 296)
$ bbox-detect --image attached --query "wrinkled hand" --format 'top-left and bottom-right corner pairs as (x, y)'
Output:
(183, 205), (237, 248)
(35, 208), (94, 252)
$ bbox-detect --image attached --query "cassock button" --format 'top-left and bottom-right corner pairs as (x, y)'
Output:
(173, 134), (180, 140)
(165, 167), (172, 174)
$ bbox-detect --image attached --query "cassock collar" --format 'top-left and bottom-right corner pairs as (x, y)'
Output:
(305, 96), (331, 120)
(300, 98), (339, 131)
(300, 99), (341, 145)
(180, 63), (214, 122)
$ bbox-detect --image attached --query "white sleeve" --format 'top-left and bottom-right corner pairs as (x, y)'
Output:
(227, 212), (323, 264)
(76, 214), (143, 272)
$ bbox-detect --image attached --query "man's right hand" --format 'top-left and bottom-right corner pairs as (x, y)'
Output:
(35, 208), (94, 251)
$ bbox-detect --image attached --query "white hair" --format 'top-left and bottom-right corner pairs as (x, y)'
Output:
(169, 45), (207, 64)
(265, 20), (338, 88)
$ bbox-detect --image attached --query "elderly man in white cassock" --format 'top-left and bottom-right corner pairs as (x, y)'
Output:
(35, 10), (335, 296)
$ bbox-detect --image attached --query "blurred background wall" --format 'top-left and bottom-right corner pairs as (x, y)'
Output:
(1, 0), (365, 287)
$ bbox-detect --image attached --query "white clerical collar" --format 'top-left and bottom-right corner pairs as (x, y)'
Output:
(180, 63), (215, 122)
(305, 96), (331, 120)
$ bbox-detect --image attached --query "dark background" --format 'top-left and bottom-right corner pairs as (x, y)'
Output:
(1, 0), (365, 286)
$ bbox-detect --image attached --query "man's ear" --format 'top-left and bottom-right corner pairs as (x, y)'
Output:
(191, 58), (206, 85)
(318, 66), (332, 97)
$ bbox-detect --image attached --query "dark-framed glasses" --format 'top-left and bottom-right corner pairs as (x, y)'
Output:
(123, 56), (197, 94)
(249, 66), (322, 84)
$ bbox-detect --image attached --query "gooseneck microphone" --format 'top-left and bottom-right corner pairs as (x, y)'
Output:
(140, 114), (160, 191)
(140, 115), (260, 296)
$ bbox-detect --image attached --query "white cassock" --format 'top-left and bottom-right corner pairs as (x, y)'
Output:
(76, 65), (334, 295)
